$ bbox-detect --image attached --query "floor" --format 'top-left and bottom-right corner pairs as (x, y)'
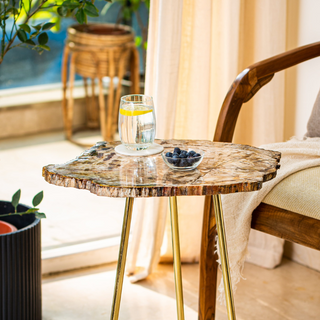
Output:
(42, 258), (320, 320)
(0, 131), (125, 249)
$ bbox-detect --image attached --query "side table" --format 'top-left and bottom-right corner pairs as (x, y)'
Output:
(42, 139), (280, 320)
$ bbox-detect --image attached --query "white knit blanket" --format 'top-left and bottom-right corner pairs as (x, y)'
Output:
(218, 137), (320, 304)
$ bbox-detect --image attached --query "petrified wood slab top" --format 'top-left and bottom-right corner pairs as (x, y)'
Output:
(42, 139), (281, 198)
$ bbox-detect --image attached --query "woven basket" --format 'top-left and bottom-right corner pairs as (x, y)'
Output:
(67, 23), (135, 79)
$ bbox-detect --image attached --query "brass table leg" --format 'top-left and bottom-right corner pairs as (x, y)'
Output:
(110, 197), (134, 320)
(169, 196), (185, 320)
(212, 195), (236, 320)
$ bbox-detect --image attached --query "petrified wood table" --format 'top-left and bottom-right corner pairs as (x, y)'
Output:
(43, 139), (281, 320)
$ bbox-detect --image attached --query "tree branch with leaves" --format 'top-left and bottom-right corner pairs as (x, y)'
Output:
(0, 0), (111, 64)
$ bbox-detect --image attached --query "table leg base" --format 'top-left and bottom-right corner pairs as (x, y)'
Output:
(110, 197), (134, 320)
(169, 196), (185, 320)
(213, 194), (236, 320)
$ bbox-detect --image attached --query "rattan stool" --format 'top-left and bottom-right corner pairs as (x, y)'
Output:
(61, 24), (139, 143)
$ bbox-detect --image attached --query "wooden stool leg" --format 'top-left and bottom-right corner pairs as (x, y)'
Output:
(110, 197), (134, 320)
(130, 47), (140, 94)
(213, 195), (236, 320)
(106, 76), (115, 140)
(83, 77), (93, 129)
(66, 53), (76, 141)
(113, 57), (126, 135)
(61, 44), (70, 138)
(98, 77), (107, 141)
(199, 195), (219, 320)
(106, 49), (115, 141)
(169, 196), (185, 320)
(87, 78), (99, 128)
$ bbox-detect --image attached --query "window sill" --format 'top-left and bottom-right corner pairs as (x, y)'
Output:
(0, 77), (120, 108)
(41, 236), (127, 275)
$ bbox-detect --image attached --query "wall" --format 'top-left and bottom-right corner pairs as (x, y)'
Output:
(285, 0), (320, 140)
(0, 99), (86, 140)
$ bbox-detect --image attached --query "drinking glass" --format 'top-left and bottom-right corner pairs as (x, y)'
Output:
(118, 95), (156, 150)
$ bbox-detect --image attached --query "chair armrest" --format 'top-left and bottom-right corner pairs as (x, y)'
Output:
(214, 41), (320, 143)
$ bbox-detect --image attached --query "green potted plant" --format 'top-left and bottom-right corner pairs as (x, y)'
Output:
(0, 190), (46, 319)
(0, 0), (150, 65)
(101, 0), (150, 69)
(0, 0), (114, 65)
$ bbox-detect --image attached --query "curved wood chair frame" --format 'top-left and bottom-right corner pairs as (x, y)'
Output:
(199, 41), (320, 320)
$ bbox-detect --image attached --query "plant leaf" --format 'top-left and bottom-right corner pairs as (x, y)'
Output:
(122, 7), (131, 21)
(38, 44), (50, 51)
(32, 23), (43, 31)
(11, 189), (21, 212)
(38, 32), (48, 45)
(135, 36), (142, 47)
(101, 2), (111, 15)
(26, 208), (39, 213)
(57, 6), (69, 17)
(12, 7), (19, 15)
(5, 7), (19, 16)
(35, 212), (46, 219)
(19, 23), (31, 33)
(25, 39), (36, 46)
(75, 8), (86, 24)
(42, 22), (56, 31)
(32, 191), (43, 207)
(17, 29), (27, 42)
(62, 0), (80, 9)
(84, 2), (99, 17)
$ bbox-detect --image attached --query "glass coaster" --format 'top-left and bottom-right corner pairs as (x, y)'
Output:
(115, 143), (164, 156)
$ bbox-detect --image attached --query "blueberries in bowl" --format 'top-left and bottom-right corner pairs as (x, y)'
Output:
(162, 148), (204, 170)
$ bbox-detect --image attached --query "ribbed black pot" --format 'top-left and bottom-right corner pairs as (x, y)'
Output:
(0, 201), (42, 320)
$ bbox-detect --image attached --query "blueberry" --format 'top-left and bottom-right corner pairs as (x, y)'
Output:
(194, 153), (201, 157)
(188, 150), (196, 157)
(180, 159), (188, 167)
(179, 153), (187, 158)
(187, 158), (196, 165)
(172, 158), (179, 165)
(174, 147), (181, 154)
(166, 152), (173, 157)
(167, 158), (174, 164)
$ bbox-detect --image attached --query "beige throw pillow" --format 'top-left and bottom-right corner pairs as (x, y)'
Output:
(306, 89), (320, 137)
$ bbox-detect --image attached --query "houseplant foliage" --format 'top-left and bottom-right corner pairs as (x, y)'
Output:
(0, 0), (149, 65)
(0, 0), (112, 64)
(102, 0), (149, 67)
(0, 189), (46, 219)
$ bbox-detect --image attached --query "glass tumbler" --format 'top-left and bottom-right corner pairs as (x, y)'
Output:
(118, 95), (156, 150)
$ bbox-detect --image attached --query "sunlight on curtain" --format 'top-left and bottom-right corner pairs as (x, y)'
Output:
(127, 0), (288, 282)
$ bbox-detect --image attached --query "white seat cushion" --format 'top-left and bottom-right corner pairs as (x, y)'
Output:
(262, 166), (320, 220)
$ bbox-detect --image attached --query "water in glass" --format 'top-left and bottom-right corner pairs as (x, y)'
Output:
(119, 95), (156, 150)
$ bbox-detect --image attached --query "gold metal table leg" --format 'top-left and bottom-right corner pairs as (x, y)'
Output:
(110, 197), (134, 320)
(169, 196), (185, 320)
(212, 194), (236, 320)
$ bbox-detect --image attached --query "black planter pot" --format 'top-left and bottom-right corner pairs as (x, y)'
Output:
(0, 201), (42, 320)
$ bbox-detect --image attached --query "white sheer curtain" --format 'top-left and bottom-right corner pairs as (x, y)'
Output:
(127, 0), (216, 281)
(126, 0), (317, 282)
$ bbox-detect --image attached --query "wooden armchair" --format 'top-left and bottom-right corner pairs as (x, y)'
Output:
(199, 41), (320, 319)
